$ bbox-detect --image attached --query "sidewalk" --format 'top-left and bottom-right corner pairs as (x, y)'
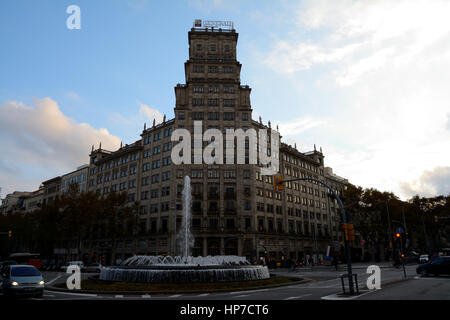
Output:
(270, 261), (394, 273)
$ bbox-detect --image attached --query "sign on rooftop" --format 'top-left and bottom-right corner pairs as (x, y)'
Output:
(193, 19), (234, 30)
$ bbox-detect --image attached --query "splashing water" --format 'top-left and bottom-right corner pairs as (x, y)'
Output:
(177, 176), (195, 260)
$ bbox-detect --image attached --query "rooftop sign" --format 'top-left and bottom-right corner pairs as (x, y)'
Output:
(193, 19), (234, 29)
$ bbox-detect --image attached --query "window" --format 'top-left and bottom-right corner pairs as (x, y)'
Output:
(208, 86), (219, 93)
(223, 112), (235, 120)
(193, 65), (204, 73)
(224, 170), (236, 179)
(224, 86), (235, 93)
(224, 44), (230, 52)
(208, 99), (219, 106)
(191, 170), (203, 178)
(193, 86), (204, 93)
(243, 170), (250, 179)
(196, 43), (202, 51)
(178, 112), (185, 120)
(208, 170), (219, 178)
(208, 66), (219, 73)
(241, 113), (248, 121)
(192, 98), (204, 106)
(210, 44), (216, 52)
(222, 66), (233, 73)
(208, 112), (220, 120)
(223, 99), (235, 106)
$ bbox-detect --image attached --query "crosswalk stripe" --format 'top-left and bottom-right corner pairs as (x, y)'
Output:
(142, 294), (151, 298)
(115, 295), (124, 298)
(169, 294), (182, 298)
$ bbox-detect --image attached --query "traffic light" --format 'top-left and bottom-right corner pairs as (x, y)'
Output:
(264, 246), (268, 255)
(434, 216), (439, 223)
(8, 230), (12, 238)
(342, 224), (355, 241)
(273, 176), (284, 191)
(401, 253), (405, 260)
(395, 232), (401, 238)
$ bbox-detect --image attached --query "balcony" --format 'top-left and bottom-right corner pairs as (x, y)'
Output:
(208, 193), (219, 199)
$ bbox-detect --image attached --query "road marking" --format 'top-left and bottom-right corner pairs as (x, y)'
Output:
(284, 294), (312, 300)
(198, 293), (209, 297)
(44, 294), (55, 297)
(234, 294), (250, 298)
(46, 275), (63, 285)
(142, 294), (151, 298)
(169, 294), (182, 298)
(229, 288), (269, 295)
(321, 290), (374, 300)
(115, 295), (124, 298)
(49, 291), (98, 297)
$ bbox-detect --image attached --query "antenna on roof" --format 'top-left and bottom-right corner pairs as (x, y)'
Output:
(144, 122), (146, 130)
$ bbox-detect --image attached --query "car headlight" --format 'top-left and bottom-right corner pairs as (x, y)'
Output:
(39, 280), (45, 285)
(11, 281), (19, 286)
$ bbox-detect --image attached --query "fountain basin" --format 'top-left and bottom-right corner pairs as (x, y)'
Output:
(99, 265), (270, 283)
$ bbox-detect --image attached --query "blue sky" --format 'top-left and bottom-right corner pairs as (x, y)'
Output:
(1, 0), (450, 199)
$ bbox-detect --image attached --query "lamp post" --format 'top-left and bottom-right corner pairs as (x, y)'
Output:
(275, 177), (355, 294)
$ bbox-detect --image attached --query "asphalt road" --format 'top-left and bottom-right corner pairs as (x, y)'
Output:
(25, 264), (450, 300)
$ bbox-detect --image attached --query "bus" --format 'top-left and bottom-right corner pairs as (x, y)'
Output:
(8, 253), (43, 269)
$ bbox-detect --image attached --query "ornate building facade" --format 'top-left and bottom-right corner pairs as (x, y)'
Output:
(83, 24), (353, 264)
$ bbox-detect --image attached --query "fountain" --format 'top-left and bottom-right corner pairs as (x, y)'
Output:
(99, 176), (270, 283)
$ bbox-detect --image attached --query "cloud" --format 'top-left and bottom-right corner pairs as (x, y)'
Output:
(66, 91), (81, 101)
(139, 102), (164, 124)
(0, 98), (121, 194)
(257, 0), (450, 199)
(400, 167), (450, 198)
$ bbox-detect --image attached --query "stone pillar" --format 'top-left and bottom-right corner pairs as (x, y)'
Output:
(203, 237), (207, 256)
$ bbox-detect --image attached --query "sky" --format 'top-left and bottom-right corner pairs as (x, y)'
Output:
(0, 0), (449, 200)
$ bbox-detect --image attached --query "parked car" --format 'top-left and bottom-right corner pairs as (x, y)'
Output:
(84, 263), (104, 273)
(403, 252), (419, 264)
(60, 261), (84, 272)
(416, 256), (450, 276)
(419, 254), (429, 264)
(1, 264), (44, 297)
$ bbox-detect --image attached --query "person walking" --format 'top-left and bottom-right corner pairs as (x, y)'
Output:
(332, 256), (339, 271)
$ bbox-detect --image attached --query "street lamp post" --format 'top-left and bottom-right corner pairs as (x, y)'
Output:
(275, 177), (355, 294)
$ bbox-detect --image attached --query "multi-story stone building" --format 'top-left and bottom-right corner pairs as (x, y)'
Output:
(85, 23), (351, 264)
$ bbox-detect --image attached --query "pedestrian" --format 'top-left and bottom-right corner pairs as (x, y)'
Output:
(332, 256), (338, 271)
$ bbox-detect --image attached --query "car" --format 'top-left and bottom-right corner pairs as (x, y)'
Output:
(84, 263), (104, 273)
(60, 261), (84, 272)
(403, 252), (419, 264)
(0, 264), (45, 297)
(416, 256), (450, 276)
(419, 254), (429, 264)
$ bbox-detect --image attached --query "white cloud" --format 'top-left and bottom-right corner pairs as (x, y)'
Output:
(260, 0), (450, 199)
(0, 98), (121, 194)
(400, 167), (450, 198)
(139, 102), (164, 124)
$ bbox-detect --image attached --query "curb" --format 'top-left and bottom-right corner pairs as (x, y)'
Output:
(45, 277), (313, 296)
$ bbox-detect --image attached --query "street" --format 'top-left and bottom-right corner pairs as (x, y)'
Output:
(17, 263), (448, 300)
